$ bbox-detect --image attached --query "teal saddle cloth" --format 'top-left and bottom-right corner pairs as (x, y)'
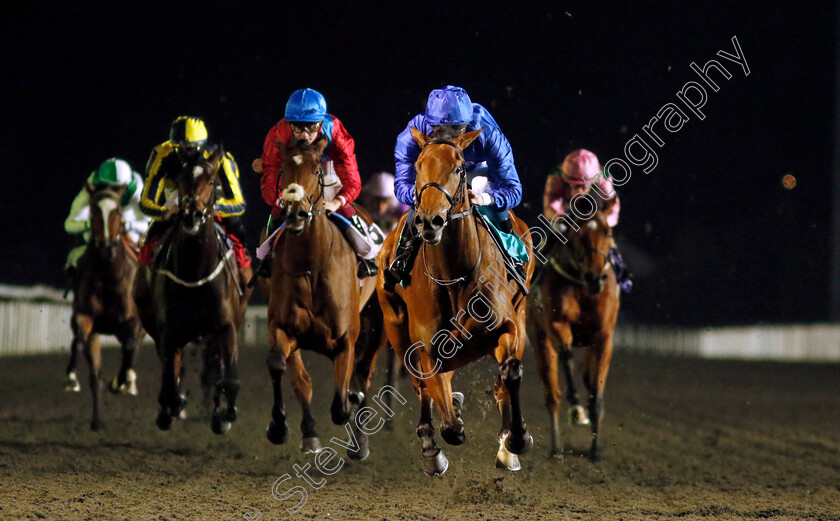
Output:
(476, 206), (529, 263)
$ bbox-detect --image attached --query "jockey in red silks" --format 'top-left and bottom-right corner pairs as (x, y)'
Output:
(257, 88), (378, 278)
(543, 149), (632, 293)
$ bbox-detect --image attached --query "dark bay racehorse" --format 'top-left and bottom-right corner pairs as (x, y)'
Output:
(68, 188), (145, 430)
(377, 128), (536, 475)
(259, 136), (380, 459)
(134, 149), (252, 434)
(526, 200), (620, 461)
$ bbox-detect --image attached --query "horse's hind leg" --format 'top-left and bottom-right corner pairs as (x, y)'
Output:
(532, 326), (563, 457)
(287, 350), (321, 453)
(265, 328), (294, 445)
(79, 316), (104, 431)
(417, 388), (448, 476)
(209, 324), (239, 435)
(582, 336), (614, 462)
(64, 316), (83, 392)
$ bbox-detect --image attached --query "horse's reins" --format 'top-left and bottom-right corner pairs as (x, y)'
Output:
(548, 234), (613, 287)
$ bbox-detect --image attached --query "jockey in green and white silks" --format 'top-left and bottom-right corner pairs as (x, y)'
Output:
(64, 158), (150, 270)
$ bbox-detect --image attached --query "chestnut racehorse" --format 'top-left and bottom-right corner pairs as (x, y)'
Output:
(134, 149), (252, 434)
(68, 188), (145, 430)
(526, 200), (620, 461)
(377, 128), (536, 475)
(259, 136), (379, 459)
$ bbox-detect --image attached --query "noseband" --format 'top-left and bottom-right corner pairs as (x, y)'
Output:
(280, 161), (329, 224)
(415, 139), (471, 224)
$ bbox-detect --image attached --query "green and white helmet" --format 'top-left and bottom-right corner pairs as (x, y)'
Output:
(90, 158), (138, 204)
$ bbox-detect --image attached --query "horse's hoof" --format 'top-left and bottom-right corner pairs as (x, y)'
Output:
(218, 406), (237, 423)
(422, 450), (449, 477)
(123, 369), (138, 396)
(178, 409), (189, 420)
(347, 434), (369, 461)
(64, 372), (81, 392)
(497, 433), (522, 471)
(451, 392), (464, 411)
(504, 430), (533, 455)
(266, 420), (288, 445)
(300, 437), (323, 454)
(569, 405), (589, 426)
(349, 391), (365, 405)
(549, 447), (564, 460)
(90, 419), (105, 432)
(441, 426), (467, 446)
(155, 411), (174, 431)
(588, 448), (602, 462)
(211, 415), (231, 435)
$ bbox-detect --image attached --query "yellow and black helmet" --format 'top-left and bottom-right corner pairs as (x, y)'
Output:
(168, 116), (208, 146)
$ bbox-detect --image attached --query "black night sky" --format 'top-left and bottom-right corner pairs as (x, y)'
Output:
(2, 1), (834, 326)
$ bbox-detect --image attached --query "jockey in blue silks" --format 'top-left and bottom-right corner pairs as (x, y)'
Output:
(383, 85), (525, 291)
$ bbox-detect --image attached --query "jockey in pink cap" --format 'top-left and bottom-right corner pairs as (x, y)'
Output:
(544, 149), (620, 225)
(543, 149), (632, 292)
(357, 172), (410, 233)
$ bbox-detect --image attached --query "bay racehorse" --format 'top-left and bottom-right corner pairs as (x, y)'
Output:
(259, 135), (381, 459)
(134, 149), (252, 434)
(377, 128), (536, 475)
(526, 199), (620, 461)
(68, 187), (145, 430)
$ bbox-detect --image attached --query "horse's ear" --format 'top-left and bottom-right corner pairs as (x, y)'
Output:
(312, 134), (329, 157)
(274, 135), (287, 156)
(410, 127), (430, 148)
(210, 147), (224, 169)
(454, 128), (482, 151)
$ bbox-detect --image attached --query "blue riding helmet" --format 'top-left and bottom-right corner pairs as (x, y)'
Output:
(284, 88), (328, 122)
(424, 85), (473, 126)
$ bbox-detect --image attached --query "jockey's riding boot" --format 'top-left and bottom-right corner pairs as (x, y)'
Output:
(345, 214), (377, 279)
(497, 218), (527, 282)
(383, 222), (420, 292)
(357, 257), (378, 278)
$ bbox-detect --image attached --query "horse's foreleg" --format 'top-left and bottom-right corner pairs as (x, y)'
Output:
(287, 350), (320, 453)
(417, 387), (448, 476)
(582, 336), (614, 462)
(425, 370), (465, 446)
(109, 320), (142, 396)
(265, 327), (293, 445)
(209, 324), (239, 435)
(330, 336), (355, 425)
(78, 315), (103, 431)
(550, 321), (586, 426)
(496, 333), (532, 457)
(532, 326), (563, 457)
(64, 315), (84, 392)
(155, 336), (185, 431)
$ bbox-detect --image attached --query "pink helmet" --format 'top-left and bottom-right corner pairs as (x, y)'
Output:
(364, 172), (397, 198)
(561, 149), (601, 185)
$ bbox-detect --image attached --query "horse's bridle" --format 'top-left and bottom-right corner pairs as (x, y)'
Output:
(178, 181), (217, 227)
(279, 159), (330, 224)
(414, 139), (471, 225)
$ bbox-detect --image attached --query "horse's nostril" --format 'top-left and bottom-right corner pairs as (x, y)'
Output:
(296, 210), (308, 220)
(414, 215), (422, 227)
(431, 215), (445, 228)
